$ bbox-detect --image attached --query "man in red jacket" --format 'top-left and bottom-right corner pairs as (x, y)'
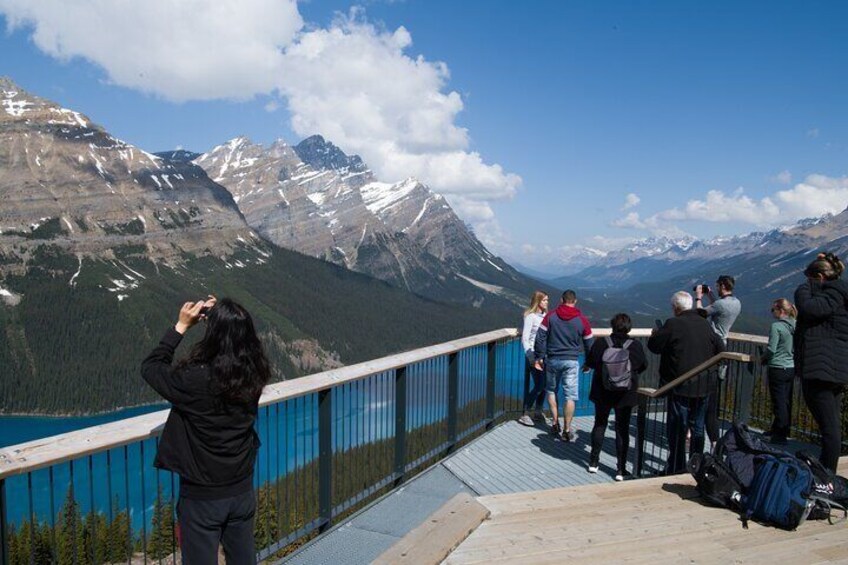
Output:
(534, 289), (594, 441)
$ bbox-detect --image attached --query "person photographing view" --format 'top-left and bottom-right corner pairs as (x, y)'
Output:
(694, 275), (741, 445)
(142, 296), (271, 564)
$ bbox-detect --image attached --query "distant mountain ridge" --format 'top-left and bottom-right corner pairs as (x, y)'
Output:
(192, 134), (545, 308)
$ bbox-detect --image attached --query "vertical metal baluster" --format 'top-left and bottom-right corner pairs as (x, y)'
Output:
(486, 342), (497, 430)
(447, 352), (459, 452)
(27, 472), (34, 565)
(107, 451), (113, 524)
(275, 403), (281, 542)
(0, 478), (7, 565)
(155, 463), (162, 565)
(293, 397), (299, 532)
(124, 445), (131, 564)
(49, 466), (56, 562)
(141, 442), (148, 565)
(284, 401), (290, 538)
(170, 472), (176, 562)
(89, 455), (97, 565)
(265, 405), (271, 550)
(394, 367), (408, 486)
(70, 460), (78, 565)
(318, 388), (332, 532)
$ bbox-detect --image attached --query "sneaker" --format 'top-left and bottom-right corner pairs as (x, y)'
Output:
(587, 460), (599, 473)
(615, 470), (632, 482)
(517, 414), (534, 427)
(564, 428), (577, 443)
(550, 422), (562, 437)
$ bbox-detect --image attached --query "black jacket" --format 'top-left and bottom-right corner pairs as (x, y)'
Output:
(141, 328), (260, 499)
(647, 310), (725, 398)
(794, 279), (848, 385)
(586, 333), (648, 408)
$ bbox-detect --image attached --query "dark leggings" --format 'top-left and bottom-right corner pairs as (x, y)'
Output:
(767, 367), (795, 439)
(590, 403), (633, 472)
(802, 379), (845, 473)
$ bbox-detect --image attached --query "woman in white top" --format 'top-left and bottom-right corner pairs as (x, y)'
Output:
(518, 291), (549, 426)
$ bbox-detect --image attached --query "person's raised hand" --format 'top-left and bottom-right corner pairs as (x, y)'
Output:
(175, 300), (205, 334)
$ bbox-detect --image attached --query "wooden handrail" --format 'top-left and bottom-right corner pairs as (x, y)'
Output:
(637, 351), (751, 398)
(0, 327), (519, 480)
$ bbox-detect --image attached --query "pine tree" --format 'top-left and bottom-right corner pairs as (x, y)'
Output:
(56, 488), (85, 565)
(254, 484), (279, 550)
(82, 511), (108, 564)
(106, 497), (132, 563)
(146, 487), (175, 559)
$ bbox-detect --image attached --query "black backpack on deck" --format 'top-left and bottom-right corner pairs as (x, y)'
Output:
(715, 423), (791, 490)
(688, 452), (744, 510)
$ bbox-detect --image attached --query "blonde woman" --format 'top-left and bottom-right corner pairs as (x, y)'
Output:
(763, 298), (797, 445)
(518, 291), (549, 426)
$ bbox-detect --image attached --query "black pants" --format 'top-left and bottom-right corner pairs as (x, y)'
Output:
(802, 378), (845, 473)
(178, 490), (256, 565)
(590, 403), (633, 473)
(767, 367), (795, 440)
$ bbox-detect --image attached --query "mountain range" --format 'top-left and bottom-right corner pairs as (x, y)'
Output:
(0, 77), (544, 414)
(553, 212), (848, 332)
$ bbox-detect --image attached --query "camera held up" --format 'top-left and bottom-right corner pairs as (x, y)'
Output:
(693, 284), (711, 295)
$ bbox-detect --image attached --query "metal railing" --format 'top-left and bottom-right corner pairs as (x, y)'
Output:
(0, 328), (524, 564)
(2, 327), (842, 564)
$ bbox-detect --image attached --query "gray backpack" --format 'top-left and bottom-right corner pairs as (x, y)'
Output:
(601, 337), (633, 391)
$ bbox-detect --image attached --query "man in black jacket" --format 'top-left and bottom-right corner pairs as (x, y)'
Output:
(648, 291), (725, 474)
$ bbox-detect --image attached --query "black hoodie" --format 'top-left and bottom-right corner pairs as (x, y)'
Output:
(794, 278), (848, 385)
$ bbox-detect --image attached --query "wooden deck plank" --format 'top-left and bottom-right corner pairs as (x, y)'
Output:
(446, 456), (848, 564)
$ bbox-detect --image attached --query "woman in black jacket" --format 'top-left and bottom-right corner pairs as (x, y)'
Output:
(795, 252), (848, 472)
(142, 296), (271, 564)
(584, 313), (648, 481)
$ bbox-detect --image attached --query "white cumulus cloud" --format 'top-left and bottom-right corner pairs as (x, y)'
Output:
(611, 174), (848, 236)
(0, 0), (302, 101)
(0, 1), (519, 227)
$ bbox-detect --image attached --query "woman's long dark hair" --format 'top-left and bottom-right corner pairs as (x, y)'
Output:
(181, 298), (271, 405)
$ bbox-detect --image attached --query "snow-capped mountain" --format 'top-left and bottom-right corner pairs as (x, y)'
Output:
(0, 77), (517, 414)
(194, 135), (541, 307)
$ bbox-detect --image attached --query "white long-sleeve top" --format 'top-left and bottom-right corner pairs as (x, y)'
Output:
(521, 311), (544, 352)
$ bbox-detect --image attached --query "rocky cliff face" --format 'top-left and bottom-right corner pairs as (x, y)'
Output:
(0, 77), (264, 277)
(196, 135), (537, 307)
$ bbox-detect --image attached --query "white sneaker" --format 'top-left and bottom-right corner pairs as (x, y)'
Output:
(615, 470), (632, 482)
(587, 464), (599, 474)
(517, 414), (534, 426)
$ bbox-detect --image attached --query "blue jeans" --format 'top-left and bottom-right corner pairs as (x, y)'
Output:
(523, 360), (545, 412)
(545, 358), (579, 401)
(666, 394), (707, 475)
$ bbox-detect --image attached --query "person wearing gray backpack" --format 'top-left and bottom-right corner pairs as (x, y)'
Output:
(583, 313), (648, 481)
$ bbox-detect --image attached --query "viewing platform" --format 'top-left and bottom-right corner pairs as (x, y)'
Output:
(285, 419), (841, 564)
(0, 326), (843, 564)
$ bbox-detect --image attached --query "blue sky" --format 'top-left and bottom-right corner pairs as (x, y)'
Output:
(2, 1), (847, 272)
